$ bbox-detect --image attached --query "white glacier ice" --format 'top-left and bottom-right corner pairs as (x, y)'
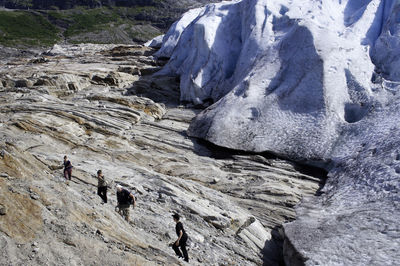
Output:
(155, 7), (204, 59)
(144, 34), (165, 48)
(156, 0), (400, 264)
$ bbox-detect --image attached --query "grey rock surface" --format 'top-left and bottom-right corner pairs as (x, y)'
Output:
(0, 44), (324, 265)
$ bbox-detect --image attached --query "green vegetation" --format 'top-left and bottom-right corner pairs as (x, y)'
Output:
(50, 6), (160, 37)
(52, 8), (121, 37)
(0, 6), (168, 47)
(0, 11), (60, 46)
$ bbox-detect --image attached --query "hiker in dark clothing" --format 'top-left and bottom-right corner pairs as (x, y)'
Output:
(63, 155), (73, 180)
(172, 213), (189, 262)
(116, 185), (136, 222)
(96, 170), (107, 203)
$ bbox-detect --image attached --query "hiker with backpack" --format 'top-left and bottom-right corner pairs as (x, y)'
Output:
(96, 170), (108, 203)
(171, 213), (189, 262)
(115, 185), (136, 222)
(63, 155), (73, 180)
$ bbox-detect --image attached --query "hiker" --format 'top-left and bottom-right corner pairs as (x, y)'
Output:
(63, 155), (73, 180)
(116, 185), (136, 222)
(96, 170), (108, 203)
(172, 213), (189, 262)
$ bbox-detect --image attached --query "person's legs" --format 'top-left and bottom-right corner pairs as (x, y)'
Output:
(98, 187), (107, 203)
(121, 206), (130, 221)
(67, 169), (72, 180)
(117, 205), (122, 215)
(64, 169), (68, 180)
(103, 187), (107, 203)
(172, 244), (183, 258)
(180, 238), (189, 262)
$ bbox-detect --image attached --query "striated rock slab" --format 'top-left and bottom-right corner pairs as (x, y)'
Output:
(0, 43), (325, 265)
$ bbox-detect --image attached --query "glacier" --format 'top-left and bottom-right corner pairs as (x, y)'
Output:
(155, 0), (400, 264)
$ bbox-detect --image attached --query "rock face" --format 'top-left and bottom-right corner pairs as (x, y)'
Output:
(155, 0), (400, 264)
(0, 44), (325, 265)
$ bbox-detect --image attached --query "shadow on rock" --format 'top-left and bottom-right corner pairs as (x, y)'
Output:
(125, 62), (181, 108)
(262, 226), (285, 266)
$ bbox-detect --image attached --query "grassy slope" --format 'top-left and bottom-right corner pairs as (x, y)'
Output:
(53, 7), (163, 43)
(0, 11), (60, 47)
(0, 6), (169, 47)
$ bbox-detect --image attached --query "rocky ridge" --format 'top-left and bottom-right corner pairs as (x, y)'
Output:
(2, 0), (221, 10)
(0, 44), (325, 265)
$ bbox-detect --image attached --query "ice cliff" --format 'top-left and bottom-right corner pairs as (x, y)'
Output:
(156, 0), (400, 264)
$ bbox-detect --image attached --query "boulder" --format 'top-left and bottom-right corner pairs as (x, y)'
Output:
(92, 72), (138, 88)
(203, 215), (230, 229)
(118, 66), (140, 75)
(15, 79), (33, 88)
(0, 173), (8, 178)
(0, 205), (6, 215)
(106, 45), (150, 57)
(1, 79), (15, 88)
